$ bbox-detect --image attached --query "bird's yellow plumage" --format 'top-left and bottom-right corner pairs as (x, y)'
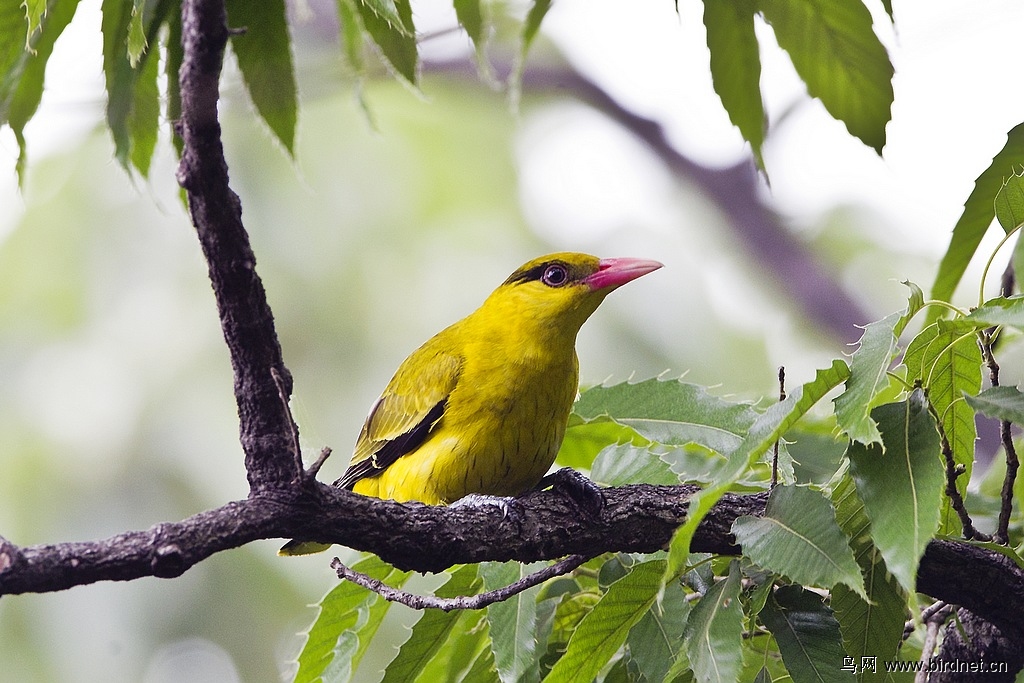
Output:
(279, 252), (661, 555)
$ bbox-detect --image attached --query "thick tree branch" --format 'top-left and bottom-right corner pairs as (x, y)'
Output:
(175, 0), (295, 491)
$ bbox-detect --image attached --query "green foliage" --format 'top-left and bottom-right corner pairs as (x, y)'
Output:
(846, 392), (943, 595)
(702, 0), (764, 168)
(759, 585), (847, 683)
(758, 0), (893, 154)
(930, 122), (1024, 311)
(732, 485), (865, 600)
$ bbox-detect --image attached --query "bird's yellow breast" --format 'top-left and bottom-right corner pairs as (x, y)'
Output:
(353, 322), (579, 504)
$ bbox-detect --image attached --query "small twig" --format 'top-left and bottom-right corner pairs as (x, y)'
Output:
(930, 405), (989, 541)
(771, 367), (786, 488)
(981, 262), (1019, 545)
(330, 554), (589, 612)
(308, 447), (332, 479)
(271, 367), (304, 480)
(904, 600), (950, 641)
(913, 602), (954, 683)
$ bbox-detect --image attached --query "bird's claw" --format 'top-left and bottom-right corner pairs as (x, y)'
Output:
(537, 467), (605, 517)
(450, 493), (516, 519)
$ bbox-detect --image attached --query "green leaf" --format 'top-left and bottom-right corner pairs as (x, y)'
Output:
(1, 0), (82, 183)
(846, 392), (944, 594)
(702, 0), (765, 168)
(964, 296), (1024, 329)
(354, 0), (418, 86)
(759, 585), (848, 683)
(732, 485), (866, 599)
(0, 1), (25, 74)
(995, 168), (1024, 232)
(417, 610), (491, 683)
(225, 0), (298, 154)
(127, 0), (149, 66)
(165, 6), (184, 158)
(830, 474), (906, 683)
(626, 581), (690, 683)
(558, 419), (645, 470)
(759, 0), (893, 154)
(965, 385), (1024, 424)
(835, 282), (924, 445)
(666, 361), (850, 581)
(128, 37), (159, 176)
(453, 0), (485, 52)
(293, 555), (411, 683)
(381, 564), (482, 683)
(573, 378), (758, 454)
(590, 443), (681, 487)
(931, 123), (1024, 310)
(683, 561), (743, 683)
(902, 319), (981, 527)
(481, 562), (540, 683)
(546, 560), (665, 683)
(23, 0), (46, 39)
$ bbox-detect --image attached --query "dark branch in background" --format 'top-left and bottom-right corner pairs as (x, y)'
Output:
(425, 57), (870, 345)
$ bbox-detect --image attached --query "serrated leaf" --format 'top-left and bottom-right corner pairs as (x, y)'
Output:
(846, 392), (943, 595)
(127, 0), (149, 66)
(336, 0), (365, 75)
(666, 361), (850, 581)
(732, 485), (866, 599)
(995, 168), (1024, 232)
(702, 0), (765, 168)
(481, 562), (540, 683)
(558, 419), (645, 470)
(902, 319), (980, 531)
(573, 378), (758, 454)
(683, 561), (743, 683)
(759, 585), (848, 683)
(964, 296), (1024, 329)
(453, 0), (484, 52)
(965, 385), (1024, 424)
(354, 0), (418, 86)
(23, 0), (46, 39)
(417, 610), (490, 683)
(100, 0), (169, 175)
(590, 443), (681, 487)
(225, 0), (297, 154)
(2, 0), (82, 184)
(128, 38), (159, 175)
(830, 474), (906, 683)
(546, 560), (665, 683)
(759, 0), (893, 154)
(931, 123), (1024, 311)
(164, 6), (183, 158)
(293, 555), (411, 683)
(381, 564), (481, 683)
(626, 581), (690, 683)
(835, 283), (924, 445)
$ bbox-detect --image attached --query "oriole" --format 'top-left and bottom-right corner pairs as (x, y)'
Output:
(279, 252), (661, 555)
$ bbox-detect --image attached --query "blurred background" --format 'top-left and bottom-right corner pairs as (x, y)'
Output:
(2, 0), (1024, 681)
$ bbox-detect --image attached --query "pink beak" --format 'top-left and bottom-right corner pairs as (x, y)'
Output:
(584, 257), (663, 291)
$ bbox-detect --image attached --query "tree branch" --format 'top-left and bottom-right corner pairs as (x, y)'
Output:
(175, 0), (295, 491)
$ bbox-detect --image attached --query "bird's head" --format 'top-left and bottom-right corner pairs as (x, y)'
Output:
(476, 252), (663, 339)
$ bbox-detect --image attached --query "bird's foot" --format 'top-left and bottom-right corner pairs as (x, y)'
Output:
(449, 493), (516, 518)
(536, 467), (605, 517)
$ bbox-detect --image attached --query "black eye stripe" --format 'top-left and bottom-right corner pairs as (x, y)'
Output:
(503, 260), (579, 287)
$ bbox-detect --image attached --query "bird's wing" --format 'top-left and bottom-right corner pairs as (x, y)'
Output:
(333, 339), (463, 489)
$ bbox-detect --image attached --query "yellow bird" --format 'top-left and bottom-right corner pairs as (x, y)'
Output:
(279, 252), (662, 555)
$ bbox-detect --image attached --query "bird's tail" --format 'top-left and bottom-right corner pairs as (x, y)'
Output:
(277, 539), (332, 556)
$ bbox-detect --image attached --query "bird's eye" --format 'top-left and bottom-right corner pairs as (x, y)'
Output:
(541, 263), (569, 287)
